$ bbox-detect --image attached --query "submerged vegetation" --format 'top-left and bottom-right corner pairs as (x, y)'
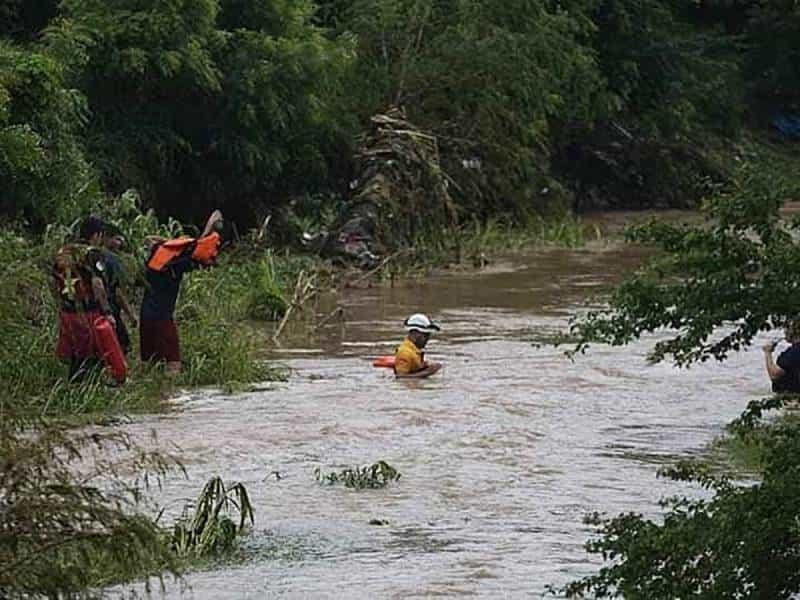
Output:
(171, 477), (254, 559)
(315, 461), (402, 489)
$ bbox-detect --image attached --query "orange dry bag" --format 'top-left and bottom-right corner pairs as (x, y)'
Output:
(94, 316), (128, 383)
(373, 356), (396, 368)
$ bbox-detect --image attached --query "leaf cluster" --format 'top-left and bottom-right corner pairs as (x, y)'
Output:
(569, 151), (800, 366)
(315, 460), (401, 489)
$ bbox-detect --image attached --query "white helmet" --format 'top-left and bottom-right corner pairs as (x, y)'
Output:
(404, 313), (441, 334)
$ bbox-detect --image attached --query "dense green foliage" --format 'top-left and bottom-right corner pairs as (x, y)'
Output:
(564, 148), (800, 597)
(0, 0), (797, 226)
(0, 41), (97, 226)
(571, 143), (800, 365)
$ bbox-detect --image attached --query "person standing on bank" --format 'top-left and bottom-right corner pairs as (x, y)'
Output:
(764, 320), (800, 394)
(140, 210), (223, 375)
(103, 233), (138, 354)
(53, 216), (116, 381)
(394, 313), (443, 378)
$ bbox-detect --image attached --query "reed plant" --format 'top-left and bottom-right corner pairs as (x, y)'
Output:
(170, 477), (254, 559)
(244, 253), (288, 321)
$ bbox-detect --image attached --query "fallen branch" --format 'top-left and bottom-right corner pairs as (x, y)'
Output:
(345, 249), (409, 288)
(273, 270), (317, 341)
(313, 307), (345, 332)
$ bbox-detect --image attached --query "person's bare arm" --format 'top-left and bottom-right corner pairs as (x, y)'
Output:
(395, 362), (442, 379)
(764, 342), (785, 381)
(116, 288), (138, 327)
(201, 210), (223, 237)
(91, 276), (114, 323)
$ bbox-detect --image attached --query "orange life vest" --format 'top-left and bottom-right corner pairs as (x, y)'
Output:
(192, 232), (221, 264)
(147, 233), (221, 272)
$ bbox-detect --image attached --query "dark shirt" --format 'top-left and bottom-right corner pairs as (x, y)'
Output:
(140, 256), (195, 321)
(103, 251), (124, 314)
(774, 344), (800, 393)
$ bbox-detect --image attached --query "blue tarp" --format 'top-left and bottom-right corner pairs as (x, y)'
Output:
(773, 113), (800, 139)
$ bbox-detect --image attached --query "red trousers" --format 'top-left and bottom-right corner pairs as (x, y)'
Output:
(140, 319), (181, 363)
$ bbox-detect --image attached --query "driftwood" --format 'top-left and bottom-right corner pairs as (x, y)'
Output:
(313, 307), (345, 332)
(344, 249), (409, 288)
(272, 270), (317, 341)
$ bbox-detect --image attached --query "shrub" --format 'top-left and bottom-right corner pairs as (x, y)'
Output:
(0, 422), (180, 598)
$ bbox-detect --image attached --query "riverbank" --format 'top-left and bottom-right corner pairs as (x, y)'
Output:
(0, 209), (607, 424)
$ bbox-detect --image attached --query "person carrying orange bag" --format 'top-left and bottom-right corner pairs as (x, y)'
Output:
(53, 216), (118, 381)
(140, 210), (223, 374)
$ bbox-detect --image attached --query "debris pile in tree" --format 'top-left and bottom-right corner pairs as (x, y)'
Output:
(325, 107), (458, 265)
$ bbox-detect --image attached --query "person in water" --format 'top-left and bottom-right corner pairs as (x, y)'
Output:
(394, 313), (443, 378)
(140, 210), (223, 374)
(764, 320), (800, 394)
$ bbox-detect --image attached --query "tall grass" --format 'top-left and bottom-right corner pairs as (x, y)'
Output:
(177, 261), (279, 388)
(243, 253), (288, 321)
(0, 197), (281, 420)
(394, 214), (603, 277)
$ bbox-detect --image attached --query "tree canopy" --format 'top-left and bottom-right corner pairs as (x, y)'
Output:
(0, 0), (796, 227)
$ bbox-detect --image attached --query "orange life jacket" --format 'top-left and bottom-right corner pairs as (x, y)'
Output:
(192, 232), (221, 264)
(146, 233), (221, 272)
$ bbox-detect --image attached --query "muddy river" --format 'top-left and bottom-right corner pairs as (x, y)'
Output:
(115, 240), (768, 598)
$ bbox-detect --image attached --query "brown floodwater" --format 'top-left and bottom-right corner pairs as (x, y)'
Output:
(112, 238), (771, 599)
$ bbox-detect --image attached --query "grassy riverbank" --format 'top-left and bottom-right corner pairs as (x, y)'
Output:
(0, 235), (276, 420)
(0, 204), (599, 423)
